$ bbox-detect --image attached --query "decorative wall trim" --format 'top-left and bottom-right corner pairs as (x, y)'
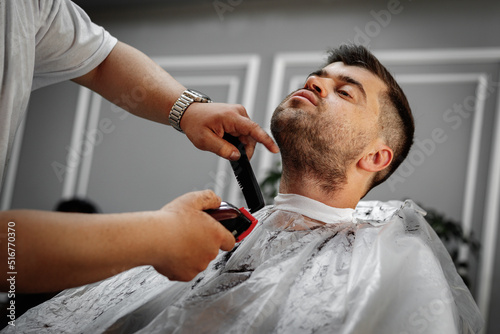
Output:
(478, 68), (500, 325)
(62, 87), (93, 199)
(374, 48), (500, 65)
(396, 73), (487, 260)
(0, 118), (27, 210)
(66, 54), (260, 204)
(76, 93), (103, 198)
(154, 55), (261, 204)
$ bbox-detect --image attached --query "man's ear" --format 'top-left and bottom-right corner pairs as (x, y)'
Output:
(358, 144), (393, 173)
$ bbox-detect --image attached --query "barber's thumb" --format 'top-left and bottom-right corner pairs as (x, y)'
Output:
(226, 145), (241, 161)
(189, 190), (221, 211)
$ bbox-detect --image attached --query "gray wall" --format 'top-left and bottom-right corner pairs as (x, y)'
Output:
(5, 0), (500, 332)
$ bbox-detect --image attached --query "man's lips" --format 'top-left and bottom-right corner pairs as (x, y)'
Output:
(290, 89), (318, 106)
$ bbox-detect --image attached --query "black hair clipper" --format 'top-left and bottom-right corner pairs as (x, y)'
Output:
(206, 134), (265, 242)
(205, 202), (257, 242)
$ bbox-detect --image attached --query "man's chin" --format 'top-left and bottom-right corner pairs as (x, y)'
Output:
(272, 104), (309, 122)
(271, 106), (306, 139)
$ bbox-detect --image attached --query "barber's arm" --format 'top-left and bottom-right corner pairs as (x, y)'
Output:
(0, 190), (234, 293)
(72, 41), (279, 160)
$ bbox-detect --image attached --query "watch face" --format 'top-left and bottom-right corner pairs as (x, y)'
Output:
(186, 89), (211, 102)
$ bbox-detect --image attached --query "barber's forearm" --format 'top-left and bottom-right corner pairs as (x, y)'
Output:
(0, 190), (235, 293)
(0, 209), (155, 293)
(73, 41), (183, 125)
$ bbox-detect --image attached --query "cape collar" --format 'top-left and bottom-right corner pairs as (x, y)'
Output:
(273, 193), (354, 224)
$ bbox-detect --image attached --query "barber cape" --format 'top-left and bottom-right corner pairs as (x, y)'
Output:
(5, 195), (483, 334)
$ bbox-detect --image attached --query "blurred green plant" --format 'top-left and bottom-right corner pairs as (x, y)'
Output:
(259, 161), (282, 204)
(420, 205), (480, 287)
(259, 162), (481, 287)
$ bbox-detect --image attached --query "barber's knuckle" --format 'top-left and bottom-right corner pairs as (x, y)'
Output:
(204, 190), (217, 201)
(247, 121), (260, 133)
(223, 110), (238, 121)
(240, 107), (249, 116)
(200, 189), (213, 196)
(249, 120), (259, 128)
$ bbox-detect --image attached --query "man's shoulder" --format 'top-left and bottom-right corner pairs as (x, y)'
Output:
(354, 200), (441, 248)
(354, 199), (422, 221)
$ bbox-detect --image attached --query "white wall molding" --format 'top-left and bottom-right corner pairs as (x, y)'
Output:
(0, 117), (27, 210)
(478, 67), (500, 327)
(375, 48), (500, 65)
(61, 87), (93, 199)
(67, 54), (261, 204)
(76, 93), (103, 198)
(396, 73), (487, 267)
(155, 55), (261, 204)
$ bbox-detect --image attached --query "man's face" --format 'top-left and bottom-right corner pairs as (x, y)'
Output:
(271, 62), (387, 190)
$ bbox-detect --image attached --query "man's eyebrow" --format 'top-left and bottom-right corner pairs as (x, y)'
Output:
(307, 69), (367, 101)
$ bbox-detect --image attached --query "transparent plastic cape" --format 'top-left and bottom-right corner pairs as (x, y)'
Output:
(4, 200), (483, 334)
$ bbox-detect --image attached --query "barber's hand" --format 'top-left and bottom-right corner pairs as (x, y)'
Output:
(180, 102), (279, 160)
(152, 190), (235, 281)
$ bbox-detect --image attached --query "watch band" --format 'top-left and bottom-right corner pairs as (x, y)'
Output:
(169, 89), (212, 132)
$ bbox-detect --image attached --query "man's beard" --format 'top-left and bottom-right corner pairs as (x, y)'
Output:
(270, 98), (369, 194)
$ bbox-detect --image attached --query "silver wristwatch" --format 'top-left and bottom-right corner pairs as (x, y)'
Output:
(169, 89), (212, 132)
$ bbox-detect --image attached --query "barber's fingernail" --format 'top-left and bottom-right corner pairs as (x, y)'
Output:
(229, 151), (240, 160)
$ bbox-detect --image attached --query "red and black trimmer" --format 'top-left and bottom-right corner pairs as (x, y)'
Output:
(205, 134), (265, 242)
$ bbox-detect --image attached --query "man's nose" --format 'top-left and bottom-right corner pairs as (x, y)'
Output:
(304, 76), (328, 98)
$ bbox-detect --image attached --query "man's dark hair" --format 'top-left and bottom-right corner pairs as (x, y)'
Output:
(326, 44), (414, 193)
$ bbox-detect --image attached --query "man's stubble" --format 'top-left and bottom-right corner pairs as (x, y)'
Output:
(270, 97), (370, 193)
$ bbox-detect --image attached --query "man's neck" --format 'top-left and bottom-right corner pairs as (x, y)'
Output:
(278, 175), (359, 209)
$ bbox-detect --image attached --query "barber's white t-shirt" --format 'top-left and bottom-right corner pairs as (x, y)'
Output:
(0, 0), (117, 192)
